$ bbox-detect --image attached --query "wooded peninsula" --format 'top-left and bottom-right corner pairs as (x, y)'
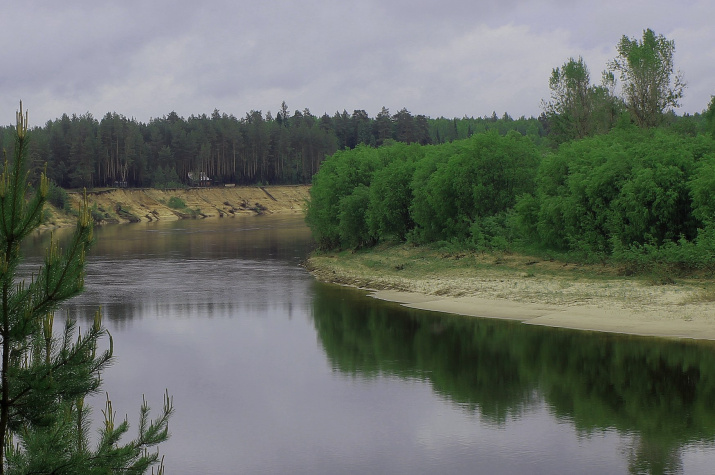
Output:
(305, 29), (715, 275)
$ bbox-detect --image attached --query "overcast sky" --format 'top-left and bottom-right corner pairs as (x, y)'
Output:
(2, 1), (713, 126)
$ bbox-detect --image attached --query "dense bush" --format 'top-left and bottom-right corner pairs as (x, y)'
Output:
(410, 131), (539, 244)
(46, 180), (71, 211)
(306, 124), (715, 269)
(307, 133), (539, 250)
(305, 145), (382, 249)
(366, 144), (422, 241)
(516, 125), (715, 262)
(690, 154), (715, 225)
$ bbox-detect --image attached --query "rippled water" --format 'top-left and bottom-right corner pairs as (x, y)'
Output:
(22, 216), (715, 474)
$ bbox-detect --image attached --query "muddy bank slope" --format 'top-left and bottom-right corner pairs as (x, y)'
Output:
(46, 185), (309, 227)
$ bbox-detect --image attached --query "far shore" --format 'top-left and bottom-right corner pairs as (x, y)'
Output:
(39, 185), (311, 232)
(306, 247), (715, 342)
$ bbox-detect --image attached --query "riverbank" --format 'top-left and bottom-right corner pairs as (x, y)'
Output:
(44, 193), (715, 342)
(40, 185), (310, 230)
(306, 244), (715, 342)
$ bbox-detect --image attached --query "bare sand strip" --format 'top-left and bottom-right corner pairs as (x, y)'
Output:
(369, 289), (715, 341)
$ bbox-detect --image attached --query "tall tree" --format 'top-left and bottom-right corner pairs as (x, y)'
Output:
(542, 57), (621, 143)
(374, 107), (393, 146)
(608, 28), (686, 127)
(277, 101), (290, 128)
(351, 110), (371, 147)
(0, 104), (172, 473)
(393, 108), (416, 144)
(414, 115), (431, 145)
(542, 57), (594, 141)
(704, 96), (715, 138)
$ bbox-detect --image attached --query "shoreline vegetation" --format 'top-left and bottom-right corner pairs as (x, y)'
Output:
(305, 244), (715, 342)
(299, 30), (715, 343)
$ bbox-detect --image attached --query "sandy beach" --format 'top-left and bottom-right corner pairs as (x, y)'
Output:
(306, 250), (715, 341)
(368, 290), (715, 340)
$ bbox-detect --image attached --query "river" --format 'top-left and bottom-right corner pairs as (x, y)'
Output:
(23, 216), (715, 474)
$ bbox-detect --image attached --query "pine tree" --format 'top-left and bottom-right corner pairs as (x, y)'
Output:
(0, 103), (173, 474)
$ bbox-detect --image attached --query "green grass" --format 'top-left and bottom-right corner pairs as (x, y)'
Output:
(318, 241), (696, 286)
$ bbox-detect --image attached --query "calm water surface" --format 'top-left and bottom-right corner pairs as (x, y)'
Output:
(24, 216), (715, 474)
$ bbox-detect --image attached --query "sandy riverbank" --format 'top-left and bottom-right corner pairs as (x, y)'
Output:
(306, 247), (715, 342)
(40, 185), (310, 230)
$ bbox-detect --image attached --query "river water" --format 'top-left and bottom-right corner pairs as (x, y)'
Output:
(23, 216), (715, 474)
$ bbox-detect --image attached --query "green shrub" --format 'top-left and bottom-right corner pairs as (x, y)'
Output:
(411, 131), (539, 242)
(518, 127), (712, 260)
(167, 196), (186, 209)
(90, 203), (105, 223)
(338, 185), (373, 248)
(46, 181), (71, 211)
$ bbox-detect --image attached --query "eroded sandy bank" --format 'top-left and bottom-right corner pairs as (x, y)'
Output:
(41, 185), (310, 230)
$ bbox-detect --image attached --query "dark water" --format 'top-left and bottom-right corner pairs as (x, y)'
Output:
(23, 216), (715, 474)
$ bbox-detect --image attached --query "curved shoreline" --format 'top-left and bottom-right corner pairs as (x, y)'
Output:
(306, 250), (715, 342)
(367, 289), (715, 341)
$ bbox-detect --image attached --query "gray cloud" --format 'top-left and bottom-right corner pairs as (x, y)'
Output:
(1, 0), (712, 125)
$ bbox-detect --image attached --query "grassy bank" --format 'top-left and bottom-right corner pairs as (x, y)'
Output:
(306, 242), (715, 313)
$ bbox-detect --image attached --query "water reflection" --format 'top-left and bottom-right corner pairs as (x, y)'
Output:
(66, 258), (309, 324)
(312, 283), (715, 474)
(27, 215), (313, 261)
(33, 217), (314, 325)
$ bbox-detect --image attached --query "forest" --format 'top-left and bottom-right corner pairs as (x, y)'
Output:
(0, 103), (543, 190)
(306, 29), (715, 269)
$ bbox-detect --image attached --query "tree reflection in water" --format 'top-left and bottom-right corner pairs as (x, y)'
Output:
(313, 283), (715, 473)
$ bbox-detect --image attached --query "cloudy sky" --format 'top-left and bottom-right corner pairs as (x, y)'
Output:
(2, 0), (713, 126)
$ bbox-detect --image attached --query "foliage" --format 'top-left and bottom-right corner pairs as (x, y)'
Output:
(410, 132), (540, 245)
(704, 96), (715, 138)
(45, 180), (71, 211)
(308, 104), (715, 269)
(167, 196), (186, 209)
(608, 28), (686, 127)
(338, 185), (373, 249)
(307, 132), (539, 250)
(690, 154), (715, 225)
(0, 104), (172, 473)
(516, 126), (715, 265)
(90, 202), (106, 223)
(366, 144), (422, 241)
(152, 166), (183, 189)
(541, 57), (622, 143)
(305, 145), (381, 249)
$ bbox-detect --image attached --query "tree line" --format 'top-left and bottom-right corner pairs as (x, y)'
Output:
(0, 104), (545, 190)
(307, 107), (715, 268)
(306, 29), (715, 270)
